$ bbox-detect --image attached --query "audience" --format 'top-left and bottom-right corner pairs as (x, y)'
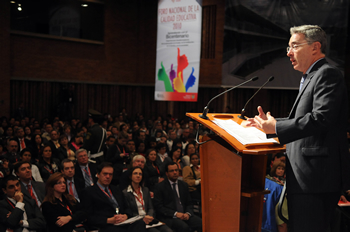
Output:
(182, 153), (201, 200)
(74, 149), (97, 187)
(37, 145), (61, 182)
(61, 159), (85, 202)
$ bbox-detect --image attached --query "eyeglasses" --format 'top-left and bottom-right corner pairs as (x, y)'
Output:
(286, 42), (309, 53)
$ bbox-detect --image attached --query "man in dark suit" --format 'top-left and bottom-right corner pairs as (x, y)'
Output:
(14, 161), (45, 208)
(4, 139), (20, 165)
(0, 175), (46, 232)
(74, 148), (98, 187)
(14, 127), (30, 152)
(247, 25), (350, 232)
(82, 162), (146, 232)
(45, 129), (61, 160)
(153, 161), (202, 232)
(61, 159), (85, 202)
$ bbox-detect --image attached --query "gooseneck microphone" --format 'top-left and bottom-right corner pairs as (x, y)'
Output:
(199, 76), (259, 120)
(238, 76), (275, 120)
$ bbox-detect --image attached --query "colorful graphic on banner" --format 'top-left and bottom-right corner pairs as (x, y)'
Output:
(155, 0), (202, 102)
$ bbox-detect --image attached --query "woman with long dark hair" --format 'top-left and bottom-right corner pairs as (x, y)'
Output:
(42, 172), (86, 232)
(37, 145), (61, 182)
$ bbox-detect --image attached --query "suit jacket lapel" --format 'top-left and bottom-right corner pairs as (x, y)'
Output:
(288, 59), (327, 118)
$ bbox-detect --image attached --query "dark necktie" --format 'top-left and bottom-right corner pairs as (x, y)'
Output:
(105, 187), (119, 209)
(172, 183), (184, 213)
(299, 74), (307, 91)
(84, 167), (92, 187)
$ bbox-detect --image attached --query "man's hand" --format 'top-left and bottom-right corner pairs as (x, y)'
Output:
(183, 213), (190, 220)
(246, 106), (277, 134)
(176, 212), (185, 220)
(114, 214), (127, 224)
(340, 195), (348, 203)
(143, 215), (154, 224)
(13, 191), (23, 203)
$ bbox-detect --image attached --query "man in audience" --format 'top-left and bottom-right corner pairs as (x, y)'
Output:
(0, 175), (46, 232)
(14, 161), (45, 208)
(5, 139), (20, 164)
(46, 129), (60, 160)
(41, 123), (53, 143)
(74, 148), (98, 187)
(61, 159), (85, 202)
(111, 126), (119, 139)
(83, 162), (146, 232)
(126, 140), (137, 160)
(17, 148), (43, 182)
(154, 161), (202, 232)
(14, 127), (30, 151)
(167, 130), (178, 151)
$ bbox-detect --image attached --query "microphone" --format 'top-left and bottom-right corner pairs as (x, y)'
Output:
(199, 76), (259, 119)
(238, 76), (275, 120)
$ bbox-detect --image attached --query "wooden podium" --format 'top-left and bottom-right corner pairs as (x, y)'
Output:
(186, 113), (286, 232)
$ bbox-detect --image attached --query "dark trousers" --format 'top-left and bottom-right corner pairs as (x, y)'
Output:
(164, 215), (202, 232)
(288, 192), (340, 232)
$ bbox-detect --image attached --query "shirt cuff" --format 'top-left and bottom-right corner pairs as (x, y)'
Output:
(16, 202), (25, 211)
(195, 180), (200, 185)
(186, 212), (191, 217)
(173, 212), (177, 218)
(22, 220), (29, 228)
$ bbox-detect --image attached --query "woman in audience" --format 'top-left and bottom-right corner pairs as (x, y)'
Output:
(123, 167), (172, 232)
(38, 144), (61, 182)
(42, 172), (87, 232)
(24, 126), (32, 140)
(70, 135), (83, 151)
(3, 126), (14, 140)
(182, 153), (201, 200)
(31, 134), (44, 162)
(58, 134), (76, 161)
(144, 149), (164, 192)
(169, 146), (184, 177)
(182, 142), (196, 166)
(137, 141), (146, 156)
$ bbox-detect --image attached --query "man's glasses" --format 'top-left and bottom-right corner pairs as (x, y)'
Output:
(286, 42), (309, 53)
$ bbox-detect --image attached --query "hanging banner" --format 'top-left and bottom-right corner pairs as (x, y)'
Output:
(155, 0), (202, 102)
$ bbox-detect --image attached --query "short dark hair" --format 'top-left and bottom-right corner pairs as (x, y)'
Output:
(1, 175), (19, 189)
(96, 162), (114, 174)
(19, 148), (32, 157)
(14, 161), (31, 174)
(61, 159), (74, 168)
(156, 142), (167, 151)
(165, 161), (179, 172)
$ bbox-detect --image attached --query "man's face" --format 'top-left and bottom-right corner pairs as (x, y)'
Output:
(106, 131), (112, 138)
(139, 132), (146, 141)
(46, 124), (53, 133)
(8, 141), (18, 153)
(3, 180), (21, 199)
(62, 162), (75, 179)
(287, 33), (315, 74)
(170, 131), (177, 140)
(16, 163), (32, 181)
(166, 164), (179, 182)
(17, 128), (25, 138)
(112, 128), (118, 135)
(106, 138), (115, 147)
(182, 129), (190, 138)
(133, 158), (145, 169)
(97, 167), (113, 186)
(118, 138), (127, 146)
(127, 141), (136, 152)
(50, 131), (59, 141)
(76, 151), (89, 165)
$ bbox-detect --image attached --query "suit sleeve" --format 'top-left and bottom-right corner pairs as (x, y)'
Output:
(153, 182), (176, 218)
(25, 198), (46, 230)
(276, 67), (346, 145)
(0, 202), (23, 228)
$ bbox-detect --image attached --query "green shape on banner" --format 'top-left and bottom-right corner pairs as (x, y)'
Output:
(157, 62), (173, 92)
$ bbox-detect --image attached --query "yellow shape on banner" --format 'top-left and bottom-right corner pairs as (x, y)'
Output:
(173, 72), (186, 93)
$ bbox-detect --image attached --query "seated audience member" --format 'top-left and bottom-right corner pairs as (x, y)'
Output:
(104, 136), (116, 157)
(136, 141), (146, 156)
(156, 142), (170, 165)
(14, 161), (45, 208)
(182, 153), (201, 200)
(126, 139), (138, 160)
(182, 142), (196, 167)
(153, 162), (202, 232)
(118, 155), (147, 191)
(17, 148), (43, 182)
(83, 162), (147, 232)
(0, 175), (46, 231)
(145, 149), (165, 192)
(4, 139), (20, 164)
(31, 134), (44, 163)
(123, 167), (172, 232)
(266, 153), (286, 176)
(61, 159), (85, 202)
(58, 134), (76, 161)
(46, 129), (60, 157)
(107, 131), (130, 168)
(74, 149), (98, 187)
(149, 137), (157, 150)
(24, 126), (32, 140)
(71, 134), (84, 151)
(15, 127), (30, 152)
(166, 130), (178, 151)
(169, 147), (185, 178)
(0, 157), (10, 178)
(37, 145), (61, 182)
(63, 125), (73, 142)
(42, 172), (87, 232)
(270, 161), (286, 185)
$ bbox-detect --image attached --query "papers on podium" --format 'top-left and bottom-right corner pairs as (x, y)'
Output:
(213, 118), (279, 145)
